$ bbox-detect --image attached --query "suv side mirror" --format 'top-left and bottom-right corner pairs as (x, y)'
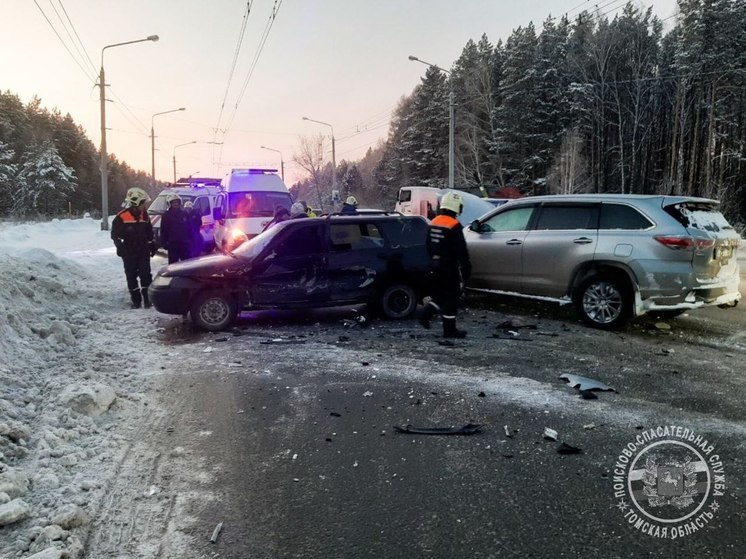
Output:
(469, 220), (481, 233)
(213, 207), (222, 221)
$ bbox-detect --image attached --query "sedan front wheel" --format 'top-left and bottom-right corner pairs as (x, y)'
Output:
(190, 290), (238, 332)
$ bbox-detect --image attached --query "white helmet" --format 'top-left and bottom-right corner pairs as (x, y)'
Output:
(124, 187), (151, 207)
(345, 196), (358, 206)
(290, 202), (305, 216)
(183, 200), (194, 209)
(166, 193), (182, 205)
(440, 191), (464, 215)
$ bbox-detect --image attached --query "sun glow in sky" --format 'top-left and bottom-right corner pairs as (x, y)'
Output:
(2, 0), (678, 185)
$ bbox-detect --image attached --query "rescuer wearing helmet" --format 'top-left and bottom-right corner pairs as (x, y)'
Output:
(418, 191), (472, 338)
(182, 201), (204, 257)
(341, 195), (359, 214)
(111, 187), (156, 309)
(160, 193), (193, 263)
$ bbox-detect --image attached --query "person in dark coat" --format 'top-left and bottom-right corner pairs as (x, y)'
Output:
(160, 194), (194, 263)
(183, 201), (204, 257)
(262, 205), (291, 232)
(418, 191), (472, 338)
(111, 187), (156, 309)
(341, 195), (359, 214)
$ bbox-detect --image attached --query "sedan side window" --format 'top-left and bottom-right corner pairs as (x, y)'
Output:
(273, 224), (322, 257)
(481, 207), (534, 233)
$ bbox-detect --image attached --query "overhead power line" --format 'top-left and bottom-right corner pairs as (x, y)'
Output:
(214, 0), (254, 138)
(49, 0), (97, 76)
(33, 0), (96, 82)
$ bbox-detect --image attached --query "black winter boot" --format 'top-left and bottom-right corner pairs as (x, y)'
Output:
(130, 288), (142, 309)
(443, 317), (466, 339)
(141, 287), (151, 309)
(418, 302), (438, 329)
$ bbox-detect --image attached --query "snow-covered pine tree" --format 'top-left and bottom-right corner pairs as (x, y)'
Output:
(12, 141), (76, 217)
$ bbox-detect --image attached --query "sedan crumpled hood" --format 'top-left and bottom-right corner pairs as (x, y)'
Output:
(160, 253), (251, 279)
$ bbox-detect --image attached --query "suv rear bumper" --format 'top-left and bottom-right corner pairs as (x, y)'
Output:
(635, 279), (741, 315)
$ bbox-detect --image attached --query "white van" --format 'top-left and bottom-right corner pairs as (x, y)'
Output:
(395, 186), (494, 225)
(213, 168), (293, 251)
(395, 186), (439, 219)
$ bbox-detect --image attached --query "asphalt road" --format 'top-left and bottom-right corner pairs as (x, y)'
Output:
(116, 290), (745, 558)
(82, 246), (746, 558)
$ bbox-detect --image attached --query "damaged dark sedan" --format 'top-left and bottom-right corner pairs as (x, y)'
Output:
(148, 214), (431, 331)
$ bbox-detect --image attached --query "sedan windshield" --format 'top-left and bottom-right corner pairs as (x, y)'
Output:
(231, 221), (286, 259)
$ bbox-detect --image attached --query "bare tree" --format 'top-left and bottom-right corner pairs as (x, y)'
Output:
(294, 134), (328, 211)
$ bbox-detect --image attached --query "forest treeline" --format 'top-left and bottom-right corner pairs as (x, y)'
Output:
(0, 93), (153, 218)
(292, 0), (746, 228)
(1, 0), (744, 229)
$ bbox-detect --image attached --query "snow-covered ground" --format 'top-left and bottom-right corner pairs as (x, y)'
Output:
(0, 217), (168, 558)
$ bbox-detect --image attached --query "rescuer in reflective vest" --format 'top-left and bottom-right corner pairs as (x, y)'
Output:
(418, 191), (472, 338)
(111, 187), (156, 309)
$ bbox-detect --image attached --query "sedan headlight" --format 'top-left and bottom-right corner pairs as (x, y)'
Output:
(151, 275), (173, 288)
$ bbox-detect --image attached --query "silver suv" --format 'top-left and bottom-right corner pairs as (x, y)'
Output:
(465, 194), (741, 329)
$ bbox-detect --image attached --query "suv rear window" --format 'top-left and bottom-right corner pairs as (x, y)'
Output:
(665, 202), (734, 233)
(600, 203), (653, 230)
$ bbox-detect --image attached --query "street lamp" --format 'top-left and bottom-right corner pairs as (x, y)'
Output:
(409, 55), (455, 189)
(98, 34), (159, 231)
(302, 116), (336, 202)
(260, 145), (285, 183)
(172, 141), (222, 182)
(151, 107), (185, 185)
(173, 141), (196, 183)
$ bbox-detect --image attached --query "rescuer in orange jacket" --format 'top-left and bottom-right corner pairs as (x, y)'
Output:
(418, 191), (472, 338)
(111, 187), (156, 309)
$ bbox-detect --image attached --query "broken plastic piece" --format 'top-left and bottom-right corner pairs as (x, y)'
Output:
(393, 423), (482, 435)
(490, 333), (532, 341)
(543, 427), (558, 441)
(260, 338), (306, 345)
(497, 317), (538, 330)
(559, 374), (614, 392)
(210, 521), (223, 543)
(504, 425), (512, 438)
(557, 442), (583, 455)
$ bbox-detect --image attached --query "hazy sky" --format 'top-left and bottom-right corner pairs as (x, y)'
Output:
(2, 0), (679, 185)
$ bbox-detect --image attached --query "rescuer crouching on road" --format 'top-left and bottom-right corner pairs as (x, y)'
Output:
(111, 187), (156, 309)
(418, 191), (471, 338)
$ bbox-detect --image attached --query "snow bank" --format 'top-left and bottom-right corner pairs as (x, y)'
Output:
(0, 217), (167, 558)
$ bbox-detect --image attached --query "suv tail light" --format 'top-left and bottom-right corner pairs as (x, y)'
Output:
(654, 236), (715, 250)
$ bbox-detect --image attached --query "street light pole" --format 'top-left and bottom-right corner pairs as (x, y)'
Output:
(408, 55), (455, 189)
(302, 116), (336, 201)
(173, 141), (196, 183)
(98, 34), (159, 231)
(260, 146), (285, 183)
(151, 107), (185, 185)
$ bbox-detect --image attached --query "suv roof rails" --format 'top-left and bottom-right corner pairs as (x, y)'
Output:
(323, 210), (404, 218)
